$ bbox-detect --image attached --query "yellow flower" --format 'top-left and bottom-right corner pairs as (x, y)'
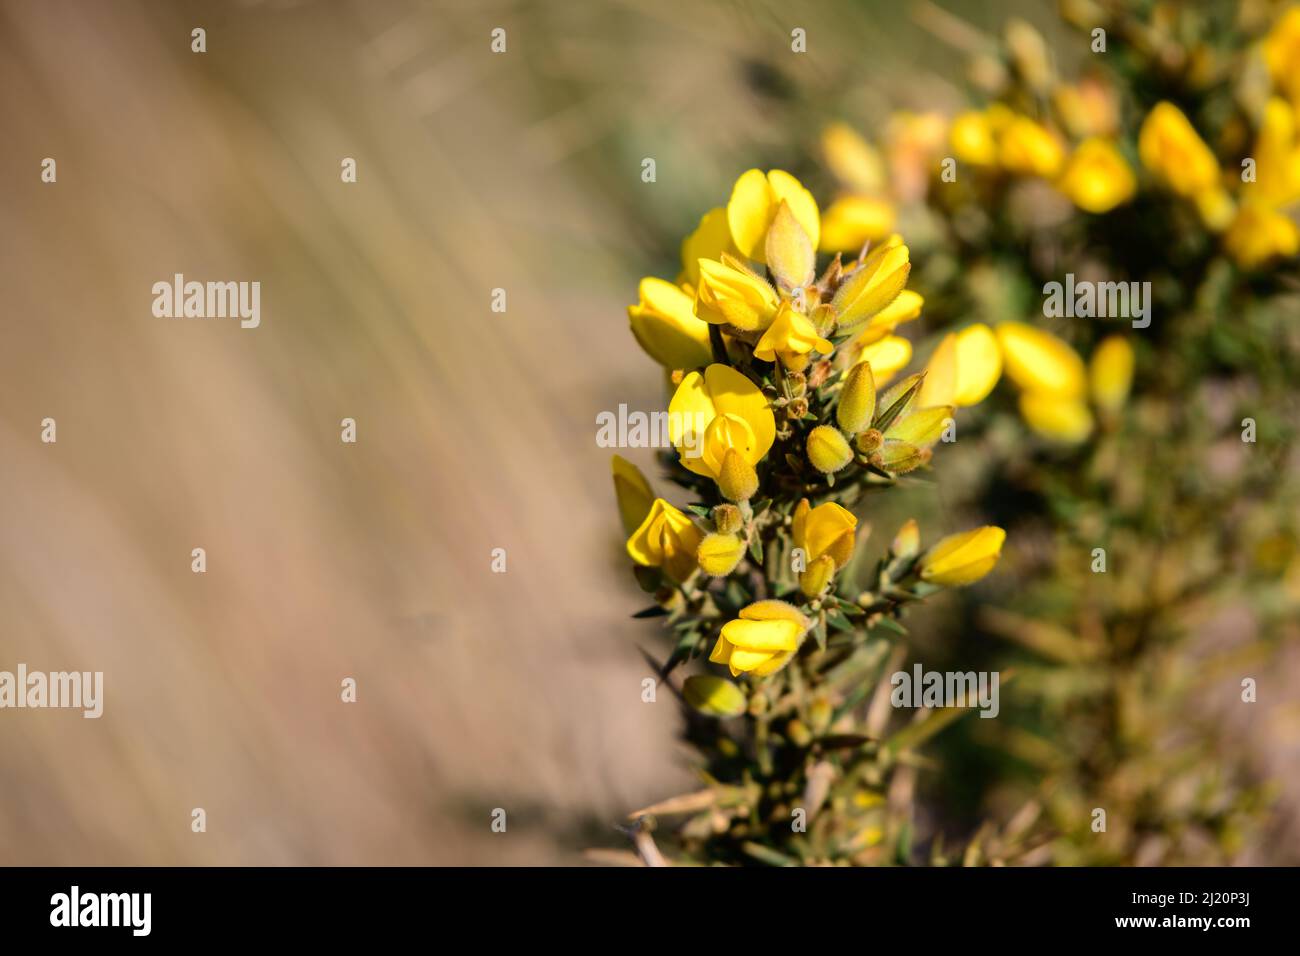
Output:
(1264, 6), (1300, 103)
(628, 277), (713, 370)
(806, 425), (854, 474)
(854, 334), (913, 385)
(697, 532), (747, 577)
(1223, 200), (1300, 268)
(1089, 335), (1135, 415)
(1018, 391), (1094, 443)
(611, 454), (654, 535)
(998, 116), (1065, 178)
(918, 333), (957, 408)
(822, 122), (886, 195)
(1138, 101), (1220, 197)
(627, 498), (703, 582)
(995, 322), (1086, 398)
(1252, 98), (1300, 209)
(682, 674), (747, 717)
(952, 323), (1002, 406)
(694, 255), (780, 332)
(836, 362), (877, 435)
(680, 206), (737, 289)
(919, 526), (1006, 587)
(831, 239), (912, 335)
(727, 169), (821, 263)
(669, 364), (776, 483)
(793, 499), (858, 598)
(819, 196), (897, 253)
(753, 302), (833, 371)
(709, 600), (810, 677)
(1057, 138), (1136, 213)
(950, 110), (999, 166)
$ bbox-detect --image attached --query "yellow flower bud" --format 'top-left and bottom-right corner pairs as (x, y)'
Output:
(919, 526), (1006, 587)
(952, 323), (1002, 407)
(854, 334), (913, 386)
(709, 600), (810, 677)
(1018, 391), (1094, 443)
(628, 277), (714, 370)
(626, 498), (703, 582)
(800, 554), (837, 599)
(884, 405), (954, 449)
(1138, 102), (1220, 198)
(1089, 335), (1135, 415)
(891, 518), (920, 559)
(995, 322), (1086, 398)
(753, 302), (834, 370)
(713, 503), (743, 535)
(806, 425), (854, 474)
(765, 200), (817, 290)
(611, 454), (654, 536)
(1057, 138), (1136, 213)
(998, 116), (1065, 178)
(727, 169), (821, 263)
(694, 255), (780, 332)
(855, 428), (884, 454)
(869, 439), (928, 474)
(698, 532), (747, 577)
(718, 448), (759, 502)
(683, 674), (747, 717)
(819, 196), (896, 253)
(669, 364), (776, 484)
(831, 240), (912, 334)
(836, 362), (877, 434)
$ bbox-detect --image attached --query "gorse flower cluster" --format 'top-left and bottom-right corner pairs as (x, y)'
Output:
(613, 169), (1007, 865)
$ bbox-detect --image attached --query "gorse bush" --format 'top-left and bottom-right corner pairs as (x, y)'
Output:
(612, 169), (1009, 865)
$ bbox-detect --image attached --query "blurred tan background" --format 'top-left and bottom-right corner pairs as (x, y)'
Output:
(0, 0), (1040, 864)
